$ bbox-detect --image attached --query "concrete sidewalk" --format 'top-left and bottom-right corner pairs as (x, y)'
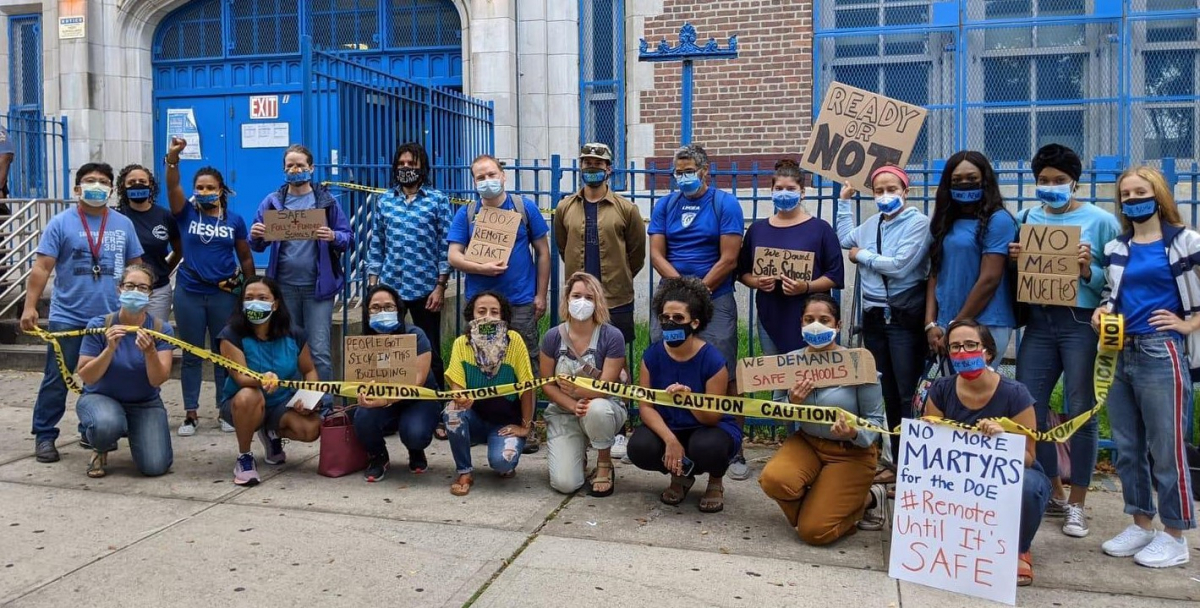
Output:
(0, 370), (1196, 607)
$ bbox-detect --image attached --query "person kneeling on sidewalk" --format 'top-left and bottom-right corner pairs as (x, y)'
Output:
(75, 265), (175, 478)
(353, 285), (442, 482)
(759, 294), (888, 545)
(217, 277), (321, 487)
(443, 291), (535, 496)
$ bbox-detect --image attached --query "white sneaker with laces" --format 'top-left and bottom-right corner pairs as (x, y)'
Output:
(1133, 532), (1190, 568)
(220, 419), (236, 433)
(1062, 503), (1089, 538)
(1102, 524), (1158, 557)
(177, 417), (198, 437)
(610, 434), (628, 460)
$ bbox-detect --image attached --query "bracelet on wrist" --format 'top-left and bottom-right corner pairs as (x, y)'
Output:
(924, 322), (939, 332)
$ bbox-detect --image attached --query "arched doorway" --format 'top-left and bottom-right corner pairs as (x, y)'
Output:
(150, 0), (463, 228)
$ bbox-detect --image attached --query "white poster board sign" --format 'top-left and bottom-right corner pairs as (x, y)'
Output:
(889, 419), (1027, 606)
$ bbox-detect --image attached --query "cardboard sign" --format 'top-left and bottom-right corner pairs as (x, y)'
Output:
(800, 82), (928, 190)
(263, 209), (326, 241)
(464, 206), (522, 264)
(752, 247), (814, 281)
(343, 334), (419, 384)
(889, 420), (1026, 605)
(1017, 224), (1080, 306)
(736, 348), (878, 393)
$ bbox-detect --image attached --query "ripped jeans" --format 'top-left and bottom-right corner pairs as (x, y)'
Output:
(445, 408), (527, 475)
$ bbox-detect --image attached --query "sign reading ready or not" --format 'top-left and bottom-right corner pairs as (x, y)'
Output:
(263, 209), (326, 241)
(1017, 224), (1080, 306)
(464, 206), (522, 264)
(753, 247), (815, 281)
(736, 348), (878, 393)
(800, 82), (928, 190)
(343, 334), (418, 384)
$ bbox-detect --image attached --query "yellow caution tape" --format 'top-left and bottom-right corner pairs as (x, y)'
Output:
(319, 181), (475, 207)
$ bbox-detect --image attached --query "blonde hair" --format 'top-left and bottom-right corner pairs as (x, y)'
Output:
(1116, 166), (1183, 233)
(560, 272), (610, 325)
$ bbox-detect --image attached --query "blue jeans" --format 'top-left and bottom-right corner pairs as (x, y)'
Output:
(1020, 462), (1051, 553)
(279, 283), (334, 386)
(1016, 306), (1099, 488)
(76, 393), (173, 476)
(31, 320), (85, 442)
(174, 289), (236, 413)
(353, 399), (442, 458)
(444, 408), (526, 475)
(861, 309), (928, 460)
(1107, 332), (1197, 530)
(756, 319), (779, 356)
(988, 325), (1012, 365)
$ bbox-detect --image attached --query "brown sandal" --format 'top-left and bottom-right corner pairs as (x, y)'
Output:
(1017, 552), (1033, 586)
(450, 473), (474, 496)
(588, 462), (615, 497)
(87, 451), (107, 479)
(699, 480), (725, 513)
(660, 475), (695, 506)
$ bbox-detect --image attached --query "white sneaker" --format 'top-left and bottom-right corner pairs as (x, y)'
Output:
(727, 454), (751, 481)
(610, 434), (628, 460)
(1102, 524), (1158, 557)
(857, 484), (889, 531)
(220, 419), (236, 433)
(1062, 503), (1089, 538)
(1133, 532), (1190, 568)
(177, 417), (198, 437)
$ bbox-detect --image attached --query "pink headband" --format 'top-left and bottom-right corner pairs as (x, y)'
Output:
(870, 165), (909, 189)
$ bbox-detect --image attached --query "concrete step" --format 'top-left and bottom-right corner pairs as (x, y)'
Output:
(0, 318), (50, 345)
(0, 343), (203, 380)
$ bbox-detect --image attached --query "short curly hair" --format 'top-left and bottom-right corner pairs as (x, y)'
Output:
(652, 276), (714, 333)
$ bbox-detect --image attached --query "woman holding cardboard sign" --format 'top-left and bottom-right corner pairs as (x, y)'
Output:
(1090, 166), (1198, 568)
(352, 285), (442, 482)
(923, 320), (1049, 586)
(759, 294), (888, 544)
(924, 151), (1018, 364)
(1007, 144), (1120, 539)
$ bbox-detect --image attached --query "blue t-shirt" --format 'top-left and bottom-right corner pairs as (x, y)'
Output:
(276, 191), (318, 286)
(36, 207), (145, 327)
(1119, 240), (1184, 336)
(174, 204), (248, 295)
(80, 314), (175, 403)
(935, 212), (1018, 327)
(641, 341), (743, 451)
(1018, 203), (1121, 309)
(648, 188), (745, 298)
(447, 195), (549, 305)
(218, 325), (308, 409)
(0, 128), (14, 155)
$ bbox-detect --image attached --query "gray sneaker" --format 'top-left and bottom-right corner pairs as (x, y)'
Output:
(35, 440), (59, 463)
(727, 454), (751, 481)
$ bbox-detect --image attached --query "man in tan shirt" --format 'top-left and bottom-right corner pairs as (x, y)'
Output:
(553, 143), (646, 343)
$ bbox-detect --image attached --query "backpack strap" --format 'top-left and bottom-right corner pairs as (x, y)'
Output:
(556, 323), (601, 360)
(468, 194), (533, 240)
(104, 312), (117, 329)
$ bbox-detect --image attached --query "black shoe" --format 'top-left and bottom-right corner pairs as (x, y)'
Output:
(364, 453), (389, 483)
(408, 449), (428, 473)
(522, 436), (539, 455)
(35, 440), (60, 463)
(79, 435), (92, 451)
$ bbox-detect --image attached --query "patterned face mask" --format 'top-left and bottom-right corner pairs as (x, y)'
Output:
(468, 317), (509, 377)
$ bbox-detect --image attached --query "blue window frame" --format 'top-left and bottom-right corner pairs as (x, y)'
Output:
(8, 14), (42, 117)
(580, 0), (626, 187)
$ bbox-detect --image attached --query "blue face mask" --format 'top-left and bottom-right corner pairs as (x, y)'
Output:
(125, 187), (152, 203)
(1122, 197), (1158, 224)
(285, 170), (312, 185)
(194, 193), (220, 208)
(950, 185), (984, 204)
(119, 290), (150, 313)
(950, 352), (988, 378)
(875, 194), (903, 215)
(476, 178), (503, 199)
(1036, 183), (1073, 209)
(581, 170), (608, 187)
(369, 311), (401, 333)
(802, 321), (837, 348)
(676, 172), (702, 196)
(243, 300), (274, 325)
(772, 190), (802, 212)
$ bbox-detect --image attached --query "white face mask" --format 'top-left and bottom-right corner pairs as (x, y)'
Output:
(568, 297), (595, 321)
(802, 321), (837, 348)
(80, 183), (112, 207)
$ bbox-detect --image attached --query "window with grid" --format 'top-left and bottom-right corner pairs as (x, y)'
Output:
(310, 0), (379, 51)
(154, 0), (224, 61)
(8, 15), (42, 115)
(580, 0), (625, 175)
(231, 0), (301, 57)
(1132, 0), (1198, 159)
(389, 0), (461, 48)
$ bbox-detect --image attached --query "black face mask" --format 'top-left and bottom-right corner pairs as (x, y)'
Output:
(396, 168), (421, 187)
(661, 321), (695, 348)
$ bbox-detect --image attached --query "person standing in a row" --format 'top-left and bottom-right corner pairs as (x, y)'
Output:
(116, 163), (180, 322)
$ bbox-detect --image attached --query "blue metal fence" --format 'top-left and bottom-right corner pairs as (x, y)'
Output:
(579, 0), (626, 188)
(0, 113), (70, 199)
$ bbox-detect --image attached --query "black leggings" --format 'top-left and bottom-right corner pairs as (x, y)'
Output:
(628, 426), (734, 477)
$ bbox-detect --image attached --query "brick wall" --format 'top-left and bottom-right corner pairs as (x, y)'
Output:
(641, 0), (814, 160)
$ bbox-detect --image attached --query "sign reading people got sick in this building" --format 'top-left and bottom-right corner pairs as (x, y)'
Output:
(1017, 224), (1081, 306)
(889, 420), (1026, 606)
(801, 83), (928, 190)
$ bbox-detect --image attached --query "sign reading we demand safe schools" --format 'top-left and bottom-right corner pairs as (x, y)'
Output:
(889, 420), (1027, 606)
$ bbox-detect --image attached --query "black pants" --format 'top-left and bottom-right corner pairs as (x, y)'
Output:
(404, 293), (445, 390)
(610, 307), (635, 345)
(861, 308), (928, 461)
(628, 425), (734, 477)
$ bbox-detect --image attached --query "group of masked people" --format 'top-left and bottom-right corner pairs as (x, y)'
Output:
(20, 139), (1196, 585)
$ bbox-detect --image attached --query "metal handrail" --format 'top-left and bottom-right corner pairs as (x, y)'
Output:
(0, 198), (76, 318)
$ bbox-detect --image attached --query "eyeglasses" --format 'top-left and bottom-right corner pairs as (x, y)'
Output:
(672, 170), (699, 179)
(947, 341), (983, 354)
(120, 282), (152, 294)
(368, 305), (399, 314)
(658, 313), (690, 325)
